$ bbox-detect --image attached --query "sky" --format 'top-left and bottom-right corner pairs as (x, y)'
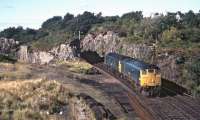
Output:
(0, 0), (200, 31)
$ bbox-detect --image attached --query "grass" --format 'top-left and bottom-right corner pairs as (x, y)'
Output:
(0, 60), (127, 119)
(0, 63), (32, 80)
(57, 60), (93, 74)
(0, 79), (69, 120)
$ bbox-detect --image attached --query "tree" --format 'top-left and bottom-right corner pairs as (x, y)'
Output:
(121, 11), (143, 22)
(0, 27), (23, 38)
(63, 13), (74, 22)
(180, 28), (200, 42)
(104, 16), (119, 22)
(161, 27), (180, 43)
(42, 16), (62, 30)
(61, 13), (74, 28)
(182, 10), (196, 27)
(164, 12), (178, 28)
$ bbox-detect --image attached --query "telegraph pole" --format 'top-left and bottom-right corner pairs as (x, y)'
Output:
(77, 30), (81, 57)
(151, 39), (158, 65)
(78, 31), (81, 41)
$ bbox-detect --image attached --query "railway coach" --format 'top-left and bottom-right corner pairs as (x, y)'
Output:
(105, 53), (161, 96)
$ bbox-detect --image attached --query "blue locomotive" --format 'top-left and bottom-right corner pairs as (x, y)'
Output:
(105, 53), (161, 96)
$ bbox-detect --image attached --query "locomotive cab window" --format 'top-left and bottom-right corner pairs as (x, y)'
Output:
(141, 70), (147, 75)
(148, 69), (155, 73)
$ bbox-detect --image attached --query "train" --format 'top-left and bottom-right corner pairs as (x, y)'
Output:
(105, 53), (161, 96)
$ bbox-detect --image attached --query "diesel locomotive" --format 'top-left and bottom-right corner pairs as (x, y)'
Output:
(105, 53), (161, 96)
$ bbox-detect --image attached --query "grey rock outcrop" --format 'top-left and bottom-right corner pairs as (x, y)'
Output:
(18, 46), (29, 63)
(0, 37), (19, 54)
(81, 31), (184, 82)
(81, 31), (153, 61)
(50, 44), (74, 60)
(18, 44), (75, 64)
(157, 52), (182, 82)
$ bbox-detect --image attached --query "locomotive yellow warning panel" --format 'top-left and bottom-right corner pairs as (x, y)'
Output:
(140, 69), (161, 87)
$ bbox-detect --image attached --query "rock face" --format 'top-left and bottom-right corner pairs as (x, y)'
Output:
(157, 55), (179, 81)
(81, 31), (120, 56)
(81, 31), (183, 82)
(18, 46), (29, 63)
(18, 44), (75, 64)
(0, 37), (19, 54)
(50, 44), (74, 60)
(81, 31), (153, 62)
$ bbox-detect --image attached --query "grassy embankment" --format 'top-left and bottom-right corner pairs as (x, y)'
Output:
(0, 79), (69, 120)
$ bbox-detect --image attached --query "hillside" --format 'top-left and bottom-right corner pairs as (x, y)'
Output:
(0, 11), (200, 51)
(0, 10), (200, 96)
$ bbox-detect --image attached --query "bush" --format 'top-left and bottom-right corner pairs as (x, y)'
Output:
(0, 54), (17, 63)
(13, 109), (43, 120)
(1, 111), (11, 120)
(184, 59), (200, 97)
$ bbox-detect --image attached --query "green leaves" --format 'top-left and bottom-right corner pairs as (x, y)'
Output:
(0, 10), (200, 52)
(121, 11), (143, 22)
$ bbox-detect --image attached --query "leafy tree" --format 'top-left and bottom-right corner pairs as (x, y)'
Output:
(122, 11), (143, 22)
(180, 27), (200, 42)
(182, 10), (196, 27)
(63, 13), (74, 22)
(104, 16), (119, 22)
(61, 13), (74, 28)
(0, 26), (23, 38)
(42, 16), (63, 30)
(161, 27), (180, 43)
(0, 27), (48, 44)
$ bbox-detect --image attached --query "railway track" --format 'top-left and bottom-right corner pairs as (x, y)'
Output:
(92, 62), (200, 120)
(92, 62), (154, 120)
(91, 76), (139, 119)
(72, 60), (140, 119)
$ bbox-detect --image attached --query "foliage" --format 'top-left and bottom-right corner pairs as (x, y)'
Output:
(0, 79), (69, 120)
(0, 54), (17, 63)
(1, 10), (199, 50)
(0, 27), (48, 44)
(160, 27), (181, 47)
(42, 16), (62, 30)
(0, 11), (106, 51)
(57, 60), (93, 74)
(0, 10), (200, 96)
(180, 27), (200, 42)
(31, 30), (72, 51)
(184, 59), (200, 97)
(121, 11), (143, 22)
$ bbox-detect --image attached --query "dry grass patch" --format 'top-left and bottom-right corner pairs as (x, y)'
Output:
(0, 63), (32, 80)
(0, 79), (69, 120)
(57, 60), (93, 74)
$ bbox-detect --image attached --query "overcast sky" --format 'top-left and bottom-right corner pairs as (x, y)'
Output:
(0, 0), (199, 31)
